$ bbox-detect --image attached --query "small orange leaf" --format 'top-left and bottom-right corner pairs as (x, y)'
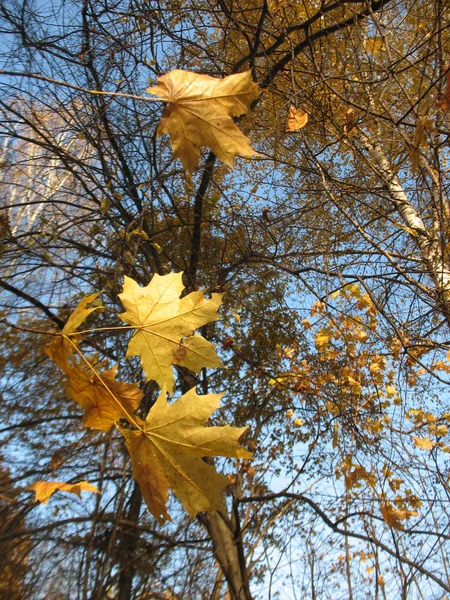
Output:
(380, 499), (418, 530)
(437, 67), (450, 111)
(412, 436), (436, 450)
(28, 480), (100, 504)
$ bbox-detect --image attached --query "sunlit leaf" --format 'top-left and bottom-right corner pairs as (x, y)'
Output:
(120, 387), (252, 523)
(147, 70), (261, 173)
(118, 272), (223, 392)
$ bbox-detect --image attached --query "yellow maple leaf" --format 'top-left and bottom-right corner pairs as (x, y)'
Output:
(412, 436), (436, 450)
(380, 499), (418, 531)
(118, 272), (223, 392)
(315, 329), (331, 352)
(46, 295), (142, 430)
(146, 69), (261, 173)
(46, 293), (103, 368)
(364, 37), (384, 56)
(385, 385), (397, 397)
(286, 105), (308, 132)
(28, 480), (100, 504)
(120, 387), (252, 523)
(62, 292), (103, 336)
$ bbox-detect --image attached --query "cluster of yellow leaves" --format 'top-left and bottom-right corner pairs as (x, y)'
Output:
(40, 272), (251, 523)
(337, 460), (421, 531)
(344, 464), (376, 491)
(407, 408), (450, 453)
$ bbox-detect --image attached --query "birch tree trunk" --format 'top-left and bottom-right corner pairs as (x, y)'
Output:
(358, 131), (450, 325)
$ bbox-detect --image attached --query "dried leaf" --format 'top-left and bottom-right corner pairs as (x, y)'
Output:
(345, 465), (376, 490)
(412, 436), (436, 450)
(65, 364), (142, 430)
(410, 116), (434, 172)
(364, 37), (384, 56)
(46, 294), (142, 430)
(286, 105), (308, 132)
(146, 70), (261, 173)
(380, 500), (418, 530)
(46, 340), (142, 431)
(118, 272), (223, 392)
(120, 387), (252, 523)
(46, 293), (103, 369)
(28, 480), (100, 504)
(437, 67), (450, 111)
(62, 292), (103, 336)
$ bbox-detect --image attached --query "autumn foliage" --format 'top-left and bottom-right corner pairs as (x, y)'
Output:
(2, 0), (450, 599)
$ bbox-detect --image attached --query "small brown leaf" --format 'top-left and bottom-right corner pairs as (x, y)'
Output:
(437, 67), (450, 111)
(286, 105), (308, 132)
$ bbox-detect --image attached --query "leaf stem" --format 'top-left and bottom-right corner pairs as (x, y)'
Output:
(66, 325), (135, 336)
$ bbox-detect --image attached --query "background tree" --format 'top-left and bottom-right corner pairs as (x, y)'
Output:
(1, 0), (450, 598)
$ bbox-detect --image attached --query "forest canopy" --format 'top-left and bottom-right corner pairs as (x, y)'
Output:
(1, 0), (450, 598)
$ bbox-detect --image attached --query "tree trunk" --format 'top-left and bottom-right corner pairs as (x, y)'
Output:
(358, 131), (450, 324)
(117, 482), (143, 600)
(200, 510), (253, 600)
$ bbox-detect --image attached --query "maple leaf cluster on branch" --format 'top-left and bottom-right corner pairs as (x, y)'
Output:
(41, 271), (251, 523)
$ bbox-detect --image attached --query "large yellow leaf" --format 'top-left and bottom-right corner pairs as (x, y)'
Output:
(118, 272), (223, 392)
(120, 387), (252, 523)
(28, 480), (100, 504)
(146, 69), (261, 173)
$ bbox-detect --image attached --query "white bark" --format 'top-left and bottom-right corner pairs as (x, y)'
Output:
(359, 132), (450, 310)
